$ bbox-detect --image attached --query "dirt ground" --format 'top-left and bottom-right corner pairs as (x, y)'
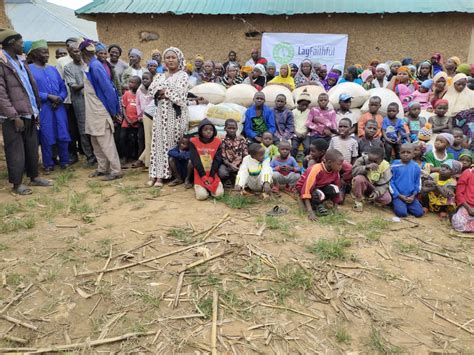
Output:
(0, 147), (473, 353)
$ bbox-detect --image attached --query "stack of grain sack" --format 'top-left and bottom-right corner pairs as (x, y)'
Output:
(187, 81), (405, 138)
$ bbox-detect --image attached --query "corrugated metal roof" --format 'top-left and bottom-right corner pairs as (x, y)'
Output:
(6, 0), (98, 42)
(76, 0), (474, 15)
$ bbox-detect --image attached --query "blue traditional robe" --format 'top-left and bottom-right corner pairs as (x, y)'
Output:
(30, 64), (70, 145)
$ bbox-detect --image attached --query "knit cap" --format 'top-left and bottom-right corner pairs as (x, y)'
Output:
(418, 123), (432, 142)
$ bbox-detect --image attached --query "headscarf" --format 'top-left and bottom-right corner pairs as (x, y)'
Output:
(195, 54), (204, 61)
(129, 48), (143, 58)
(267, 62), (276, 69)
(360, 69), (373, 83)
(163, 47), (185, 70)
(147, 59), (158, 66)
(95, 42), (107, 52)
(433, 99), (449, 108)
(294, 59), (321, 87)
(220, 64), (244, 88)
(456, 63), (471, 76)
(323, 71), (340, 91)
(448, 56), (461, 67)
(254, 63), (266, 76)
(246, 63), (266, 88)
(444, 73), (474, 116)
(331, 64), (344, 75)
(23, 40), (33, 55)
(390, 61), (402, 70)
(442, 159), (462, 175)
(421, 79), (433, 90)
(431, 52), (444, 64)
(79, 38), (95, 52)
(438, 132), (454, 146)
(459, 150), (473, 162)
(268, 64), (295, 91)
(402, 57), (413, 66)
(429, 71), (448, 105)
(376, 63), (390, 76)
(151, 49), (161, 56)
(416, 60), (433, 83)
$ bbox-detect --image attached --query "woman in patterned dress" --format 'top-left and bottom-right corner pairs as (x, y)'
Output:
(148, 47), (189, 187)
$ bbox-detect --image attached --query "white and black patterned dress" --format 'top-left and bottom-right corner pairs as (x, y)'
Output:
(148, 70), (189, 179)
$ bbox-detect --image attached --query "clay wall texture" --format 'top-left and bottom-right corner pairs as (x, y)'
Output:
(0, 0), (11, 28)
(95, 13), (472, 65)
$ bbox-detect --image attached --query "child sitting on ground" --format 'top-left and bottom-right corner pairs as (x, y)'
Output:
(389, 143), (424, 218)
(403, 101), (426, 142)
(273, 94), (295, 141)
(189, 119), (224, 201)
(291, 90), (311, 157)
(335, 94), (357, 134)
(271, 140), (301, 193)
(219, 119), (248, 187)
(422, 159), (461, 218)
(452, 166), (474, 233)
(351, 146), (392, 212)
(306, 92), (337, 142)
(261, 131), (279, 160)
(235, 143), (272, 194)
(447, 127), (464, 160)
(429, 99), (452, 134)
(358, 119), (384, 156)
(423, 133), (454, 172)
(120, 76), (141, 166)
(244, 92), (276, 143)
(329, 118), (359, 165)
(459, 150), (473, 172)
(358, 96), (383, 138)
(168, 136), (192, 188)
(304, 138), (329, 169)
(296, 149), (344, 221)
(382, 102), (409, 160)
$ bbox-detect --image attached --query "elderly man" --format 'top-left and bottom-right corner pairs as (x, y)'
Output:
(0, 28), (51, 194)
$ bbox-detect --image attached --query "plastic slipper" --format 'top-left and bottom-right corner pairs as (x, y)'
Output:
(13, 184), (32, 195)
(30, 178), (52, 187)
(352, 201), (364, 212)
(266, 205), (288, 216)
(315, 204), (329, 216)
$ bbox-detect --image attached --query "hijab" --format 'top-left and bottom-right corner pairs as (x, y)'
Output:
(374, 63), (390, 88)
(268, 64), (295, 91)
(294, 59), (321, 87)
(429, 71), (449, 105)
(444, 73), (474, 117)
(220, 64), (243, 88)
(416, 60), (433, 84)
(247, 64), (266, 88)
(163, 47), (185, 71)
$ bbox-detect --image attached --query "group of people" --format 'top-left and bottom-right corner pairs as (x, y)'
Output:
(0, 28), (472, 233)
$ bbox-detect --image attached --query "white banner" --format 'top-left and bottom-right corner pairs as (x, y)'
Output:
(261, 32), (348, 70)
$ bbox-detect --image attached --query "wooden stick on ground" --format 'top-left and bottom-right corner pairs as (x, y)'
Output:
(434, 312), (474, 335)
(173, 272), (185, 309)
(7, 331), (156, 353)
(202, 213), (230, 241)
(259, 303), (322, 320)
(211, 290), (218, 355)
(95, 244), (113, 286)
(1, 314), (38, 331)
(180, 250), (232, 273)
(0, 283), (34, 314)
(77, 241), (213, 276)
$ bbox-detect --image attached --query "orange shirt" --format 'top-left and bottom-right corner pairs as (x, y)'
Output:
(358, 112), (384, 138)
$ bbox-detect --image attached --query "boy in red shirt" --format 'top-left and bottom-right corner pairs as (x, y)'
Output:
(120, 76), (141, 166)
(296, 149), (344, 221)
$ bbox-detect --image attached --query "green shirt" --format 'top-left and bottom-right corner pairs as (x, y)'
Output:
(423, 151), (454, 168)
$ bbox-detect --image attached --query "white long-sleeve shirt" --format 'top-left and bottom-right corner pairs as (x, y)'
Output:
(235, 155), (272, 187)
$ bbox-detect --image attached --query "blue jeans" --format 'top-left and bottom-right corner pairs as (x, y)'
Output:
(392, 197), (424, 218)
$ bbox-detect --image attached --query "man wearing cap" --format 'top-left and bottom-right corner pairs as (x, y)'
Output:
(336, 93), (357, 135)
(80, 38), (122, 181)
(29, 40), (71, 173)
(0, 28), (51, 194)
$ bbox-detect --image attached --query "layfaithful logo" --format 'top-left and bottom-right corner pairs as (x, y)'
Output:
(273, 42), (295, 64)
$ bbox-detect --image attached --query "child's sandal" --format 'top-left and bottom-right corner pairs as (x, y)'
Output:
(315, 204), (329, 216)
(353, 201), (364, 212)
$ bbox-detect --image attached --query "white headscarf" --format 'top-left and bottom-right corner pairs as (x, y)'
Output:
(163, 47), (185, 71)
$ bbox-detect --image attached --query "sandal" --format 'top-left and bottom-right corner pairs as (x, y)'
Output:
(315, 204), (329, 216)
(13, 184), (32, 195)
(131, 160), (145, 169)
(266, 205), (288, 216)
(353, 201), (364, 213)
(30, 177), (52, 187)
(89, 170), (107, 178)
(184, 181), (193, 189)
(169, 179), (183, 187)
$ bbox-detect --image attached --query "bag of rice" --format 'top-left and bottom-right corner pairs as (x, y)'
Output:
(189, 83), (226, 104)
(328, 82), (369, 109)
(206, 103), (246, 126)
(361, 88), (404, 117)
(261, 85), (295, 108)
(224, 84), (258, 106)
(188, 104), (211, 128)
(293, 85), (326, 107)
